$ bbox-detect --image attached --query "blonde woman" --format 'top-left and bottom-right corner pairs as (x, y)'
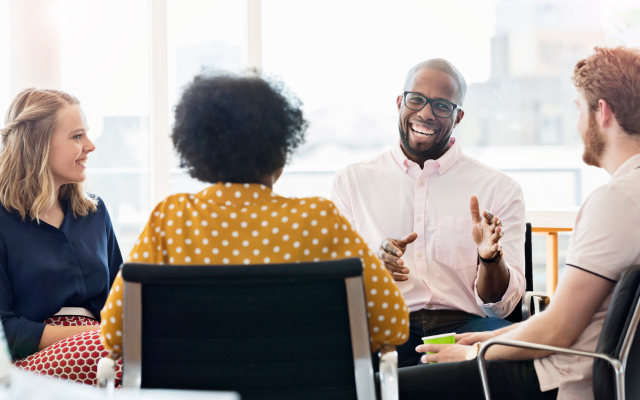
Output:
(0, 88), (123, 385)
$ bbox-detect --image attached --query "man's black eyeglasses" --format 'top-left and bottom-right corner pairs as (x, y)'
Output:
(403, 91), (459, 118)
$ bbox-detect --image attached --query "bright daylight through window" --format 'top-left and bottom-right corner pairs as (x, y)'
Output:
(1, 0), (639, 290)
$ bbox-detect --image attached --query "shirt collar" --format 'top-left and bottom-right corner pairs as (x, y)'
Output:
(612, 153), (640, 180)
(197, 182), (284, 207)
(391, 137), (462, 174)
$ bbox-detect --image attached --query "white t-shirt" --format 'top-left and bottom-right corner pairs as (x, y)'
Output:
(534, 153), (640, 400)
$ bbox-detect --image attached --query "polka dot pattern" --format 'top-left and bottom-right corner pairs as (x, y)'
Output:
(14, 316), (122, 387)
(102, 182), (408, 354)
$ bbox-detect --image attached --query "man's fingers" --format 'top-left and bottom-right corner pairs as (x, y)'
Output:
(454, 332), (474, 341)
(396, 232), (418, 247)
(383, 260), (407, 274)
(457, 336), (479, 345)
(469, 196), (481, 223)
(390, 272), (409, 281)
(382, 258), (410, 274)
(484, 210), (494, 223)
(378, 251), (404, 267)
(381, 238), (403, 257)
(491, 226), (503, 241)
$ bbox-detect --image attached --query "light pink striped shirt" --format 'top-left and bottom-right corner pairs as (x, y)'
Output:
(331, 138), (526, 317)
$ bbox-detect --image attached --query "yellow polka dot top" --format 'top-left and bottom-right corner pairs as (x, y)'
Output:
(100, 182), (408, 353)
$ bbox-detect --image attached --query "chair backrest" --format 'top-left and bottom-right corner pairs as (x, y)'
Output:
(593, 264), (640, 400)
(505, 222), (533, 323)
(120, 258), (376, 400)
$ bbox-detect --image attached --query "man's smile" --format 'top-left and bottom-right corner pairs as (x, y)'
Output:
(410, 122), (438, 138)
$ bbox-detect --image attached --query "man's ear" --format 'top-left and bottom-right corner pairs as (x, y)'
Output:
(396, 95), (403, 112)
(597, 99), (614, 129)
(454, 109), (465, 128)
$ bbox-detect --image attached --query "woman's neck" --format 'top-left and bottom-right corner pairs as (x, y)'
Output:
(38, 188), (64, 228)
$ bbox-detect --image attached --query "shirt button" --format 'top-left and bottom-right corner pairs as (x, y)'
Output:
(419, 181), (425, 186)
(427, 281), (432, 286)
(417, 252), (422, 258)
(427, 305), (433, 309)
(416, 216), (421, 222)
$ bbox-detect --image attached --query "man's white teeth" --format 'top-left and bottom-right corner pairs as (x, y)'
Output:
(411, 123), (435, 137)
(76, 160), (87, 165)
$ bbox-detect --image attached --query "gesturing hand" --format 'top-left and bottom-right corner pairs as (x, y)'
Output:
(470, 196), (504, 260)
(415, 343), (470, 364)
(376, 233), (418, 281)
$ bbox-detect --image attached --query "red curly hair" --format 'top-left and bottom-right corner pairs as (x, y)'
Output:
(572, 46), (640, 136)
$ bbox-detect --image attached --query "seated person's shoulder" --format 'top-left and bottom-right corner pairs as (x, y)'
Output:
(153, 192), (192, 212)
(86, 193), (106, 213)
(585, 176), (640, 211)
(288, 196), (337, 213)
(284, 196), (348, 223)
(610, 168), (640, 207)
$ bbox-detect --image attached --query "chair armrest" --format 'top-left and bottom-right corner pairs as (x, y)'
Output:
(521, 292), (550, 321)
(378, 345), (398, 400)
(97, 356), (116, 396)
(476, 339), (624, 400)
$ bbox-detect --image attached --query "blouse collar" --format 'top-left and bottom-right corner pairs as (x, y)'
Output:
(197, 182), (285, 207)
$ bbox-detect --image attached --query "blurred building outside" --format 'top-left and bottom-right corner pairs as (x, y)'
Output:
(1, 0), (640, 290)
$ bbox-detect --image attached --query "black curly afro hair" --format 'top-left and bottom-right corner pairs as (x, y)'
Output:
(171, 72), (308, 184)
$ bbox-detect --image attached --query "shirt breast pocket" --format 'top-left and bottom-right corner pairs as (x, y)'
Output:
(435, 216), (477, 270)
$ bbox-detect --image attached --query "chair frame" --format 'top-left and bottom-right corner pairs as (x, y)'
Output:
(118, 262), (397, 400)
(521, 291), (550, 320)
(476, 290), (640, 400)
(507, 223), (550, 323)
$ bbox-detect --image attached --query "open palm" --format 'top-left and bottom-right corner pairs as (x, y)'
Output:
(470, 196), (503, 259)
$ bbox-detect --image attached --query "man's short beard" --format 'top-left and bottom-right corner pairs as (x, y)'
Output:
(399, 125), (452, 161)
(582, 112), (606, 167)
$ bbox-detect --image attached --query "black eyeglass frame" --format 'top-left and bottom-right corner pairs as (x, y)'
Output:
(402, 91), (460, 118)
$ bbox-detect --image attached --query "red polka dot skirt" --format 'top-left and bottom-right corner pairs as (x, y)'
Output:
(13, 316), (122, 387)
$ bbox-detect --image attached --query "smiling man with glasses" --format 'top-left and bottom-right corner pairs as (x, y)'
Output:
(331, 58), (526, 367)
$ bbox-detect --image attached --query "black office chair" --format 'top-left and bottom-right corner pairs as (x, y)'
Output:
(478, 264), (640, 400)
(505, 222), (549, 323)
(106, 259), (398, 400)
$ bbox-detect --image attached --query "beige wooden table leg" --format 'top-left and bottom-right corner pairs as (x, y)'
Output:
(546, 232), (559, 297)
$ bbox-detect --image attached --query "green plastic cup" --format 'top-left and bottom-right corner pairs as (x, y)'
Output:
(422, 332), (456, 364)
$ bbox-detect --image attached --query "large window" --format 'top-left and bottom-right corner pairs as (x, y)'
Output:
(59, 0), (150, 255)
(166, 0), (244, 195)
(3, 0), (640, 287)
(0, 1), (10, 109)
(262, 0), (620, 206)
(260, 0), (639, 290)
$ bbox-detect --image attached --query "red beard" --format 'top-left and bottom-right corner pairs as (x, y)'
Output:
(582, 112), (606, 167)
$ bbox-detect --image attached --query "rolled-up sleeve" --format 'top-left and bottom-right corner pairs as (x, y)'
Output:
(473, 181), (526, 318)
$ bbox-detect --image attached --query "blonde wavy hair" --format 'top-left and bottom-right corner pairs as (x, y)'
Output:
(0, 88), (97, 221)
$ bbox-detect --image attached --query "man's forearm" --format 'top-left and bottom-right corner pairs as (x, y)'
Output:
(476, 256), (511, 303)
(484, 313), (560, 361)
(491, 322), (520, 337)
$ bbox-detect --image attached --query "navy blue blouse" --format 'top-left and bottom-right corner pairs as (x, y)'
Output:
(0, 197), (122, 359)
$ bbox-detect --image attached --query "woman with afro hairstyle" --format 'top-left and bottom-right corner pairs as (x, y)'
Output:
(101, 72), (409, 357)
